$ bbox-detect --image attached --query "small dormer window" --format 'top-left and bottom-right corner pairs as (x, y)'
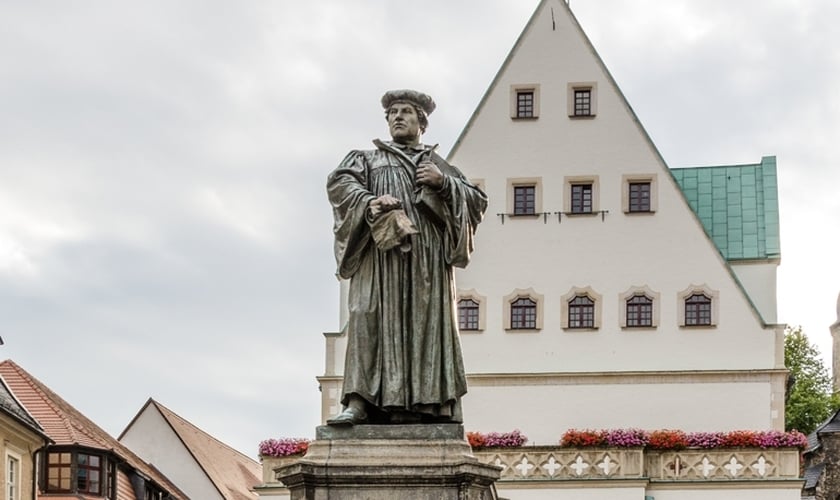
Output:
(43, 448), (116, 498)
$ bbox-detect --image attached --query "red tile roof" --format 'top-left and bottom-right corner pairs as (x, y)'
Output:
(0, 360), (188, 499)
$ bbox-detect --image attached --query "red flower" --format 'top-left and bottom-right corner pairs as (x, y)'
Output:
(648, 429), (689, 450)
(467, 431), (487, 449)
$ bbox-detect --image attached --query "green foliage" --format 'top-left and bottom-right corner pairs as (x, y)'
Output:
(784, 326), (840, 434)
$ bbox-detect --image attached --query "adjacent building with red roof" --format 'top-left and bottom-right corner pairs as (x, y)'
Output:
(0, 359), (187, 500)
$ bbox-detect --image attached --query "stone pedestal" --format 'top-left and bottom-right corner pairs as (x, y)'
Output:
(274, 424), (501, 500)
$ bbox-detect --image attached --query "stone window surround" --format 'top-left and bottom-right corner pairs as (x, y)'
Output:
(563, 175), (599, 214)
(561, 286), (603, 330)
(622, 173), (658, 214)
(678, 284), (720, 328)
(567, 81), (598, 118)
(506, 177), (543, 217)
(510, 83), (540, 119)
(619, 285), (661, 329)
(503, 288), (544, 332)
(457, 289), (487, 332)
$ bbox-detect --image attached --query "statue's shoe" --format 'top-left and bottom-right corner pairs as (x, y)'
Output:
(326, 407), (368, 426)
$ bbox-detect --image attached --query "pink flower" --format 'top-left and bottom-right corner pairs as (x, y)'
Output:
(259, 438), (310, 457)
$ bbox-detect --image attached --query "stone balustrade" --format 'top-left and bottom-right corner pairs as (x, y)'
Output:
(473, 446), (801, 483)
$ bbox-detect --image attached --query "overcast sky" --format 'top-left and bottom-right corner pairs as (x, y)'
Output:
(2, 0), (838, 458)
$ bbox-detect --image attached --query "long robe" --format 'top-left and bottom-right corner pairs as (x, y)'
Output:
(327, 139), (487, 420)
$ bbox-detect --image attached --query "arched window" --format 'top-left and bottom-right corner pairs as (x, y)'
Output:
(510, 297), (537, 329)
(457, 299), (480, 331)
(626, 295), (653, 327)
(568, 295), (595, 328)
(685, 294), (712, 326)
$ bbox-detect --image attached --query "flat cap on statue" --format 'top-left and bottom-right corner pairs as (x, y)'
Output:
(381, 89), (436, 115)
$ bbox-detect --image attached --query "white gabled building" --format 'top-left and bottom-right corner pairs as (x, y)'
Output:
(120, 398), (262, 500)
(315, 0), (800, 498)
(447, 0), (785, 441)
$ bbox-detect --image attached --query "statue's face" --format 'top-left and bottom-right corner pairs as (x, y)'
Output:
(387, 102), (421, 144)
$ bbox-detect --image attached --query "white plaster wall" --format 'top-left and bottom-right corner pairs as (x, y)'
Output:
(119, 406), (223, 500)
(495, 485), (646, 500)
(730, 261), (778, 323)
(463, 382), (775, 445)
(493, 485), (801, 500)
(648, 488), (801, 500)
(448, 0), (777, 376)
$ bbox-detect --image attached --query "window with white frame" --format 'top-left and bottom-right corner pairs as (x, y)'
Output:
(7, 452), (21, 500)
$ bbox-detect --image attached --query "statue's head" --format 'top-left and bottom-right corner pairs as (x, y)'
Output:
(382, 89), (435, 143)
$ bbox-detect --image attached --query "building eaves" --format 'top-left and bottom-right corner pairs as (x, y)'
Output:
(0, 372), (50, 441)
(803, 462), (825, 489)
(0, 360), (188, 499)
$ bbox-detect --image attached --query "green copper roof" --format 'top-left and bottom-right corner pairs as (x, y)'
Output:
(672, 156), (780, 261)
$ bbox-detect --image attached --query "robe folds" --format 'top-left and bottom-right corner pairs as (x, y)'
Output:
(327, 140), (487, 420)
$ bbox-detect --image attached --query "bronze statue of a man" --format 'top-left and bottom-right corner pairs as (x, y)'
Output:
(326, 89), (488, 425)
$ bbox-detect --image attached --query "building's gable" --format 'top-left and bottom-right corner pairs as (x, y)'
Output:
(120, 399), (260, 500)
(121, 399), (223, 500)
(448, 0), (774, 370)
(437, 0), (786, 441)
